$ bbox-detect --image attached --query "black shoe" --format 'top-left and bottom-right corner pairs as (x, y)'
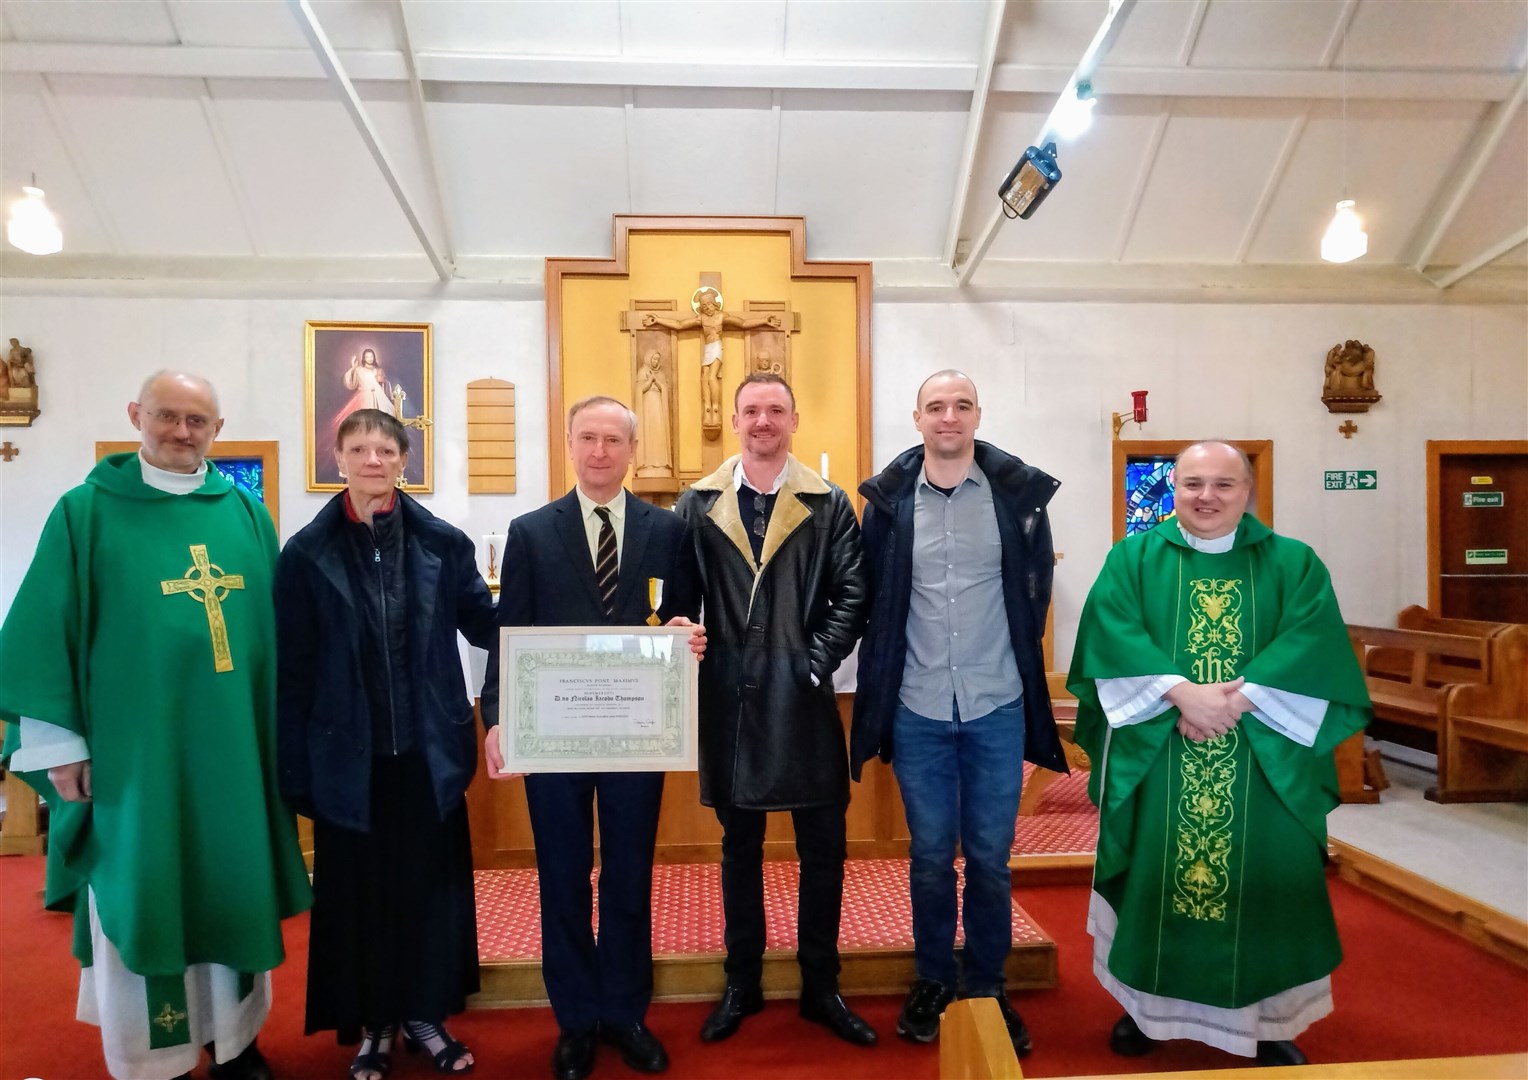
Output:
(1256, 1040), (1308, 1067)
(1109, 1013), (1158, 1057)
(402, 1021), (474, 1074)
(551, 1029), (596, 1080)
(799, 991), (878, 1047)
(966, 993), (1031, 1057)
(599, 1022), (669, 1073)
(349, 1024), (397, 1079)
(700, 984), (764, 1043)
(896, 979), (955, 1043)
(208, 1040), (273, 1080)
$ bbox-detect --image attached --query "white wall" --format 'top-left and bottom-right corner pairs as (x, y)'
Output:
(1, 293), (1523, 669)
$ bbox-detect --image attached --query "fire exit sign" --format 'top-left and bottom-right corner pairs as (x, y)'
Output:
(1463, 491), (1504, 507)
(1324, 470), (1377, 491)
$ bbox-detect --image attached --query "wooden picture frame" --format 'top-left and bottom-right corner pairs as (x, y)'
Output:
(1112, 439), (1273, 542)
(95, 439), (281, 531)
(305, 320), (432, 492)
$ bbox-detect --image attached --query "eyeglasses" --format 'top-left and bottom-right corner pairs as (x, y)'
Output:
(752, 492), (767, 537)
(140, 407), (213, 431)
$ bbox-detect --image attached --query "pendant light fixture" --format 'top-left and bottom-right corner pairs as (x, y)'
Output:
(1321, 20), (1366, 263)
(7, 174), (63, 256)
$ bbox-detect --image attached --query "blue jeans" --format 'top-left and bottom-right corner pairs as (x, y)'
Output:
(892, 697), (1025, 996)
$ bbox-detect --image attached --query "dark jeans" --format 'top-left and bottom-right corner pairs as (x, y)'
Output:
(714, 801), (847, 993)
(524, 771), (665, 1031)
(891, 696), (1025, 996)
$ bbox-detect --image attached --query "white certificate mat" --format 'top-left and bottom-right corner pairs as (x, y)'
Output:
(498, 626), (698, 773)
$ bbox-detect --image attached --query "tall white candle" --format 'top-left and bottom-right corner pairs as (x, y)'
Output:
(820, 451), (830, 481)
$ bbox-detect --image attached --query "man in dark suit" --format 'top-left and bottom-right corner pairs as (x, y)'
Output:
(482, 396), (704, 1080)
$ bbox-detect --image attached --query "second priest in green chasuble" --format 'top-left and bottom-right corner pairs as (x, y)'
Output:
(0, 383), (311, 1080)
(1067, 441), (1370, 1066)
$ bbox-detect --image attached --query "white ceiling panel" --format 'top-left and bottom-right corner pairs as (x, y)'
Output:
(428, 84), (629, 257)
(1103, 0), (1200, 68)
(1122, 98), (1304, 262)
(776, 89), (968, 259)
(401, 0), (621, 56)
(982, 97), (1172, 260)
(1189, 0), (1340, 70)
(0, 73), (114, 253)
(1430, 109), (1528, 267)
(300, 1), (402, 51)
(205, 78), (419, 256)
(1348, 0), (1528, 71)
(623, 0), (786, 60)
(166, 0), (309, 49)
(1246, 99), (1485, 264)
(785, 0), (987, 62)
(2, 0), (177, 45)
(48, 75), (252, 255)
(999, 0), (1109, 66)
(627, 88), (778, 213)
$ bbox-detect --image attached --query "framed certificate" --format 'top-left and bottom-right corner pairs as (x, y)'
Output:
(498, 626), (698, 773)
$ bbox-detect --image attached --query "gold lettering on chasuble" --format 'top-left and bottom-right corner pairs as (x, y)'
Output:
(160, 544), (245, 673)
(1173, 576), (1246, 922)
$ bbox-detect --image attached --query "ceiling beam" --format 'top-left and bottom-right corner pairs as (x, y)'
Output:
(1429, 226), (1528, 290)
(941, 0), (1007, 270)
(2, 42), (1520, 103)
(1408, 67), (1528, 272)
(394, 0), (456, 266)
(286, 0), (451, 281)
(956, 0), (1139, 287)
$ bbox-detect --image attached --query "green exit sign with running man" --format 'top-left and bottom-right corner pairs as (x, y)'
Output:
(1324, 470), (1377, 491)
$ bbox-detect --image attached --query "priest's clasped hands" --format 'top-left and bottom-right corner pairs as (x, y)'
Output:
(1164, 676), (1252, 743)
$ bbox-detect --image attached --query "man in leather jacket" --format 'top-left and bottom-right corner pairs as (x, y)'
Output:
(674, 374), (874, 1048)
(852, 370), (1061, 1056)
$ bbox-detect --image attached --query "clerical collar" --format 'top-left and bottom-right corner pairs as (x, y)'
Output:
(138, 451), (207, 496)
(1177, 522), (1236, 553)
(735, 458), (787, 495)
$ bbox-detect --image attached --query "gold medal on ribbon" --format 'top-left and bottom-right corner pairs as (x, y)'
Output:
(647, 576), (663, 626)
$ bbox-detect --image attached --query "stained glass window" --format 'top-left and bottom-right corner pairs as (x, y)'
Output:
(212, 457), (265, 504)
(1124, 456), (1175, 536)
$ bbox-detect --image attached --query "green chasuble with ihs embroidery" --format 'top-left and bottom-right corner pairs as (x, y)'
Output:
(0, 453), (311, 981)
(1067, 514), (1369, 1010)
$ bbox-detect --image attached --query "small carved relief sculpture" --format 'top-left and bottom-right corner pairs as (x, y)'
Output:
(1321, 339), (1381, 414)
(643, 288), (780, 431)
(0, 337), (40, 426)
(636, 350), (674, 478)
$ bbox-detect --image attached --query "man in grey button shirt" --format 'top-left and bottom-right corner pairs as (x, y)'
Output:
(852, 370), (1063, 1054)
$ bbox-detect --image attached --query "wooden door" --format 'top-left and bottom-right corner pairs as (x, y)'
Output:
(1429, 441), (1528, 621)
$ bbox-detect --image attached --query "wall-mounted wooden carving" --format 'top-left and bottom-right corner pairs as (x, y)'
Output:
(0, 338), (40, 427)
(1322, 339), (1381, 414)
(467, 379), (516, 494)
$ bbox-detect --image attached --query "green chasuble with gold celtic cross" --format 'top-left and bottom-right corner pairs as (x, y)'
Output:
(0, 453), (311, 985)
(1067, 514), (1369, 1010)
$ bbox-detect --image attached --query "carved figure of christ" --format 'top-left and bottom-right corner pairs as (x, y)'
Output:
(643, 289), (780, 429)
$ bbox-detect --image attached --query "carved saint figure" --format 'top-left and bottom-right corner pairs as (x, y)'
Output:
(752, 349), (784, 377)
(636, 350), (674, 477)
(7, 338), (35, 389)
(642, 288), (780, 429)
(1324, 340), (1377, 395)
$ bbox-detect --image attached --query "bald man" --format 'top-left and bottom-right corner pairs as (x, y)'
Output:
(0, 372), (311, 1080)
(1067, 441), (1371, 1067)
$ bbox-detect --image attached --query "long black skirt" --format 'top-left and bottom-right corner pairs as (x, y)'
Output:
(305, 753), (479, 1041)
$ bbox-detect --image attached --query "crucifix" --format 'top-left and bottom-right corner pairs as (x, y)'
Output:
(160, 544), (246, 673)
(0, 442), (17, 462)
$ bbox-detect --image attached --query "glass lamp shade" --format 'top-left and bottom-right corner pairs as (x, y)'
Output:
(7, 185), (63, 255)
(1321, 199), (1367, 264)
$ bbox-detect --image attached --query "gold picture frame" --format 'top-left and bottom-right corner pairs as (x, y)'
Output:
(96, 439), (281, 532)
(305, 320), (433, 492)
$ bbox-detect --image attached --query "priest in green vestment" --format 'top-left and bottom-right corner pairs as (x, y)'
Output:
(0, 372), (311, 1080)
(1067, 441), (1370, 1067)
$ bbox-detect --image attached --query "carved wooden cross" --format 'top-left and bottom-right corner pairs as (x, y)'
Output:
(0, 442), (17, 462)
(1338, 420), (1358, 439)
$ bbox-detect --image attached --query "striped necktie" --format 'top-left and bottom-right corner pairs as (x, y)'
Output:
(593, 505), (618, 619)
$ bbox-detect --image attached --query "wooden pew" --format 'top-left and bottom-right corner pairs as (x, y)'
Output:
(939, 997), (1023, 1079)
(1435, 626), (1528, 803)
(1347, 625), (1490, 736)
(1364, 605), (1510, 688)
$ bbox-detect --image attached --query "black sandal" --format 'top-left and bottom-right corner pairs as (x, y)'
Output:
(403, 1020), (474, 1074)
(349, 1024), (397, 1080)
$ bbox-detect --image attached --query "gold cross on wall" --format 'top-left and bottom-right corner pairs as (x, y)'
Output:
(160, 544), (246, 673)
(1338, 420), (1358, 439)
(0, 442), (17, 462)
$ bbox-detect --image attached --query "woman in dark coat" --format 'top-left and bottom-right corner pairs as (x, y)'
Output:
(276, 409), (498, 1079)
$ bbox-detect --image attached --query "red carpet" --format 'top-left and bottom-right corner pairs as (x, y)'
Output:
(3, 854), (1526, 1079)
